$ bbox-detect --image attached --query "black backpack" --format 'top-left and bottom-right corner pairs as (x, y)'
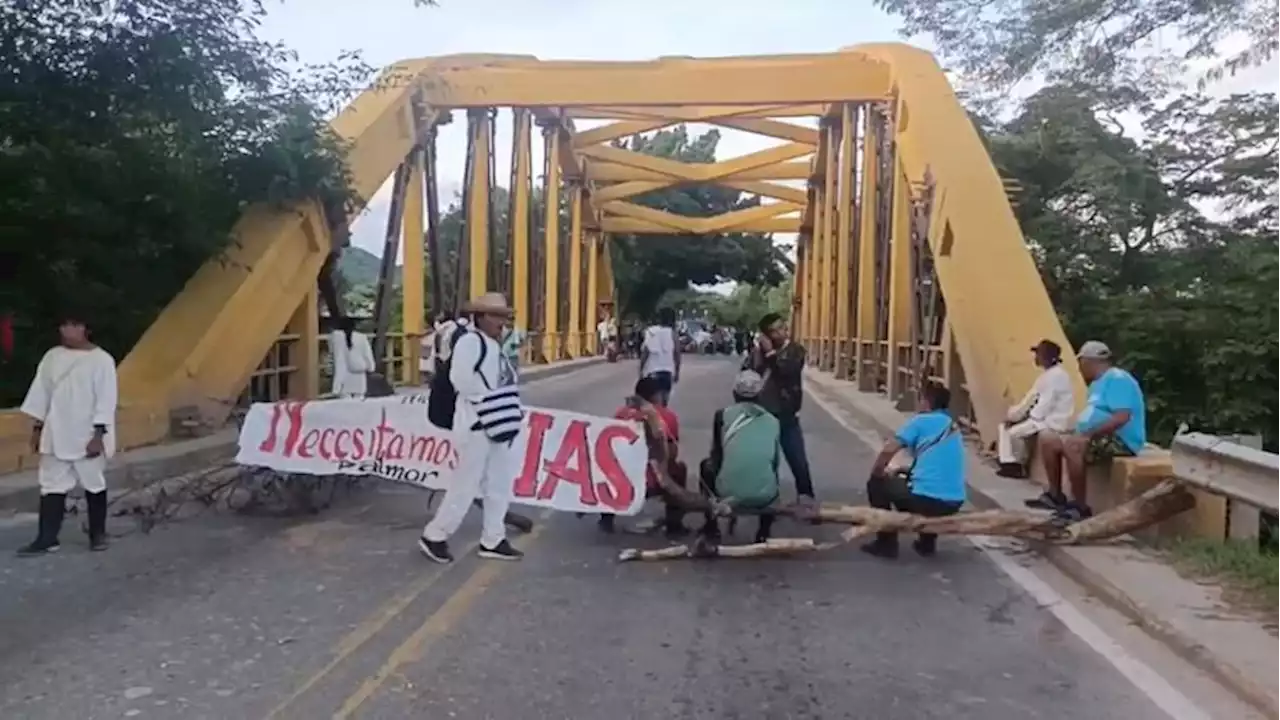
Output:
(426, 324), (489, 429)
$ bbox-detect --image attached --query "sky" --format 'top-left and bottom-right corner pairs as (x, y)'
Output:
(254, 0), (1277, 267)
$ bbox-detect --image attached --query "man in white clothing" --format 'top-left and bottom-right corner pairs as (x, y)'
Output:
(420, 293), (525, 563)
(18, 312), (118, 556)
(639, 307), (681, 406)
(996, 339), (1075, 479)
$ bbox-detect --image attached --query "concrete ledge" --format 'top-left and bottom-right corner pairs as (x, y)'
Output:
(0, 356), (607, 516)
(803, 368), (1279, 717)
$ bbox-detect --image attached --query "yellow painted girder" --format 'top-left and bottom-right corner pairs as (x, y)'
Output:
(588, 161), (812, 182)
(845, 43), (1080, 440)
(397, 54), (891, 107)
(572, 115), (818, 148)
(601, 217), (801, 234)
(582, 142), (812, 198)
(568, 104), (826, 120)
(602, 200), (800, 234)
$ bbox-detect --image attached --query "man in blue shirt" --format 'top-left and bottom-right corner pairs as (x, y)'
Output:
(862, 382), (966, 559)
(1027, 340), (1147, 521)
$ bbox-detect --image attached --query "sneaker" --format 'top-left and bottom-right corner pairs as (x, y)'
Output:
(996, 462), (1028, 479)
(1024, 491), (1067, 510)
(418, 537), (453, 564)
(477, 540), (523, 561)
(1055, 503), (1094, 523)
(89, 535), (109, 552)
(16, 541), (60, 558)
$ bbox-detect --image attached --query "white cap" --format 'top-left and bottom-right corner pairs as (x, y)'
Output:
(733, 370), (765, 398)
(1077, 340), (1112, 360)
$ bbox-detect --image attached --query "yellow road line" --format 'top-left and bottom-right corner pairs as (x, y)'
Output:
(332, 520), (550, 720)
(264, 540), (481, 720)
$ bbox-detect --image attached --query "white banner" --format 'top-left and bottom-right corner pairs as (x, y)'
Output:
(234, 393), (649, 515)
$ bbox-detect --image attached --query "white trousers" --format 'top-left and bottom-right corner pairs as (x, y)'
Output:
(422, 430), (511, 549)
(39, 455), (107, 495)
(997, 419), (1043, 464)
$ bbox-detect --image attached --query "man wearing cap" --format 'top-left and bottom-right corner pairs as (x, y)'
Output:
(1028, 340), (1147, 521)
(699, 369), (782, 545)
(17, 312), (118, 556)
(419, 293), (526, 563)
(996, 339), (1076, 479)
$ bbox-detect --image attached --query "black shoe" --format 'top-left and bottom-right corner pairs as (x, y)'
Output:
(418, 537), (453, 564)
(912, 537), (937, 557)
(597, 515), (616, 534)
(478, 539), (523, 561)
(16, 540), (60, 557)
(90, 535), (109, 552)
(1055, 502), (1094, 523)
(996, 462), (1028, 479)
(18, 493), (66, 557)
(860, 540), (899, 559)
(1024, 491), (1067, 510)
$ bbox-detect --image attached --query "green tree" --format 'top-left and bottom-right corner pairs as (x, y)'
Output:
(1, 0), (371, 404)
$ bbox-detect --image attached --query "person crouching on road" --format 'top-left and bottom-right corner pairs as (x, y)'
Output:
(699, 370), (781, 545)
(18, 312), (118, 556)
(418, 293), (525, 563)
(602, 375), (689, 536)
(861, 381), (965, 560)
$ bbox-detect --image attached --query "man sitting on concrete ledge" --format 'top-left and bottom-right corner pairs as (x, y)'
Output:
(861, 381), (965, 559)
(997, 339), (1075, 479)
(1027, 340), (1147, 522)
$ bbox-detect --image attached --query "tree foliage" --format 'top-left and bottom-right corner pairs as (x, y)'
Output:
(876, 0), (1278, 107)
(988, 86), (1277, 446)
(0, 0), (371, 404)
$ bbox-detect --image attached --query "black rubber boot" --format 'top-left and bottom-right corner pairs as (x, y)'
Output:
(87, 490), (109, 551)
(17, 493), (66, 557)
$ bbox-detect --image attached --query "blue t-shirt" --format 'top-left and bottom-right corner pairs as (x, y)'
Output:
(895, 410), (966, 503)
(1075, 367), (1146, 453)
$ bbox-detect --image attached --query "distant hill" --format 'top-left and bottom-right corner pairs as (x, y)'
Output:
(337, 246), (400, 288)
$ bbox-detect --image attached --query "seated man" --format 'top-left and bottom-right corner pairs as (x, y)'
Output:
(997, 339), (1075, 479)
(1029, 341), (1146, 521)
(698, 370), (781, 545)
(604, 375), (688, 536)
(862, 381), (966, 559)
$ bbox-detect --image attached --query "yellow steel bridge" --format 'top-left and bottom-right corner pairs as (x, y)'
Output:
(0, 43), (1080, 472)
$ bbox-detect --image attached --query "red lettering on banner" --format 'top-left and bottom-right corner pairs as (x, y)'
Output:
(410, 436), (434, 464)
(593, 424), (639, 511)
(385, 433), (405, 461)
(538, 420), (598, 506)
(431, 440), (452, 466)
(298, 429), (321, 458)
(258, 402), (306, 455)
(374, 410), (395, 459)
(333, 430), (351, 459)
(318, 429), (336, 459)
(351, 429), (366, 458)
(513, 411), (556, 498)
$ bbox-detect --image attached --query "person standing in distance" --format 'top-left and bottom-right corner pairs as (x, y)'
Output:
(744, 312), (816, 507)
(419, 293), (526, 563)
(18, 312), (118, 556)
(639, 307), (681, 407)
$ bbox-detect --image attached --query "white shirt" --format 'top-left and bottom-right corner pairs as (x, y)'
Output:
(1008, 363), (1075, 432)
(450, 328), (515, 432)
(642, 325), (676, 375)
(20, 346), (118, 460)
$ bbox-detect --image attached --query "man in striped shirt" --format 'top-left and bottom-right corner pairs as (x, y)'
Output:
(419, 293), (525, 563)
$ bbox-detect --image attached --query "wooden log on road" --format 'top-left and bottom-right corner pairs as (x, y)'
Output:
(618, 480), (1199, 562)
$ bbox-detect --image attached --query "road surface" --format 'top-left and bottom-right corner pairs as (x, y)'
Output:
(0, 357), (1205, 719)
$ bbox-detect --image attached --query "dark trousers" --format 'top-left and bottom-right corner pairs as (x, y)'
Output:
(865, 473), (962, 551)
(698, 458), (775, 542)
(778, 416), (814, 498)
(649, 370), (674, 407)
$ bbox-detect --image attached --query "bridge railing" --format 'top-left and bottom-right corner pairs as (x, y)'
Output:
(1170, 432), (1279, 542)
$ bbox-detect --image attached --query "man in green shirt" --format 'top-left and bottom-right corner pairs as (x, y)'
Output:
(699, 370), (782, 544)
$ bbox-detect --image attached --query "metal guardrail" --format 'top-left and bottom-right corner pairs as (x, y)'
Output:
(1171, 431), (1278, 542)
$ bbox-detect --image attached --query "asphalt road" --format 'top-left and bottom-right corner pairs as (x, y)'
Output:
(0, 356), (1179, 720)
